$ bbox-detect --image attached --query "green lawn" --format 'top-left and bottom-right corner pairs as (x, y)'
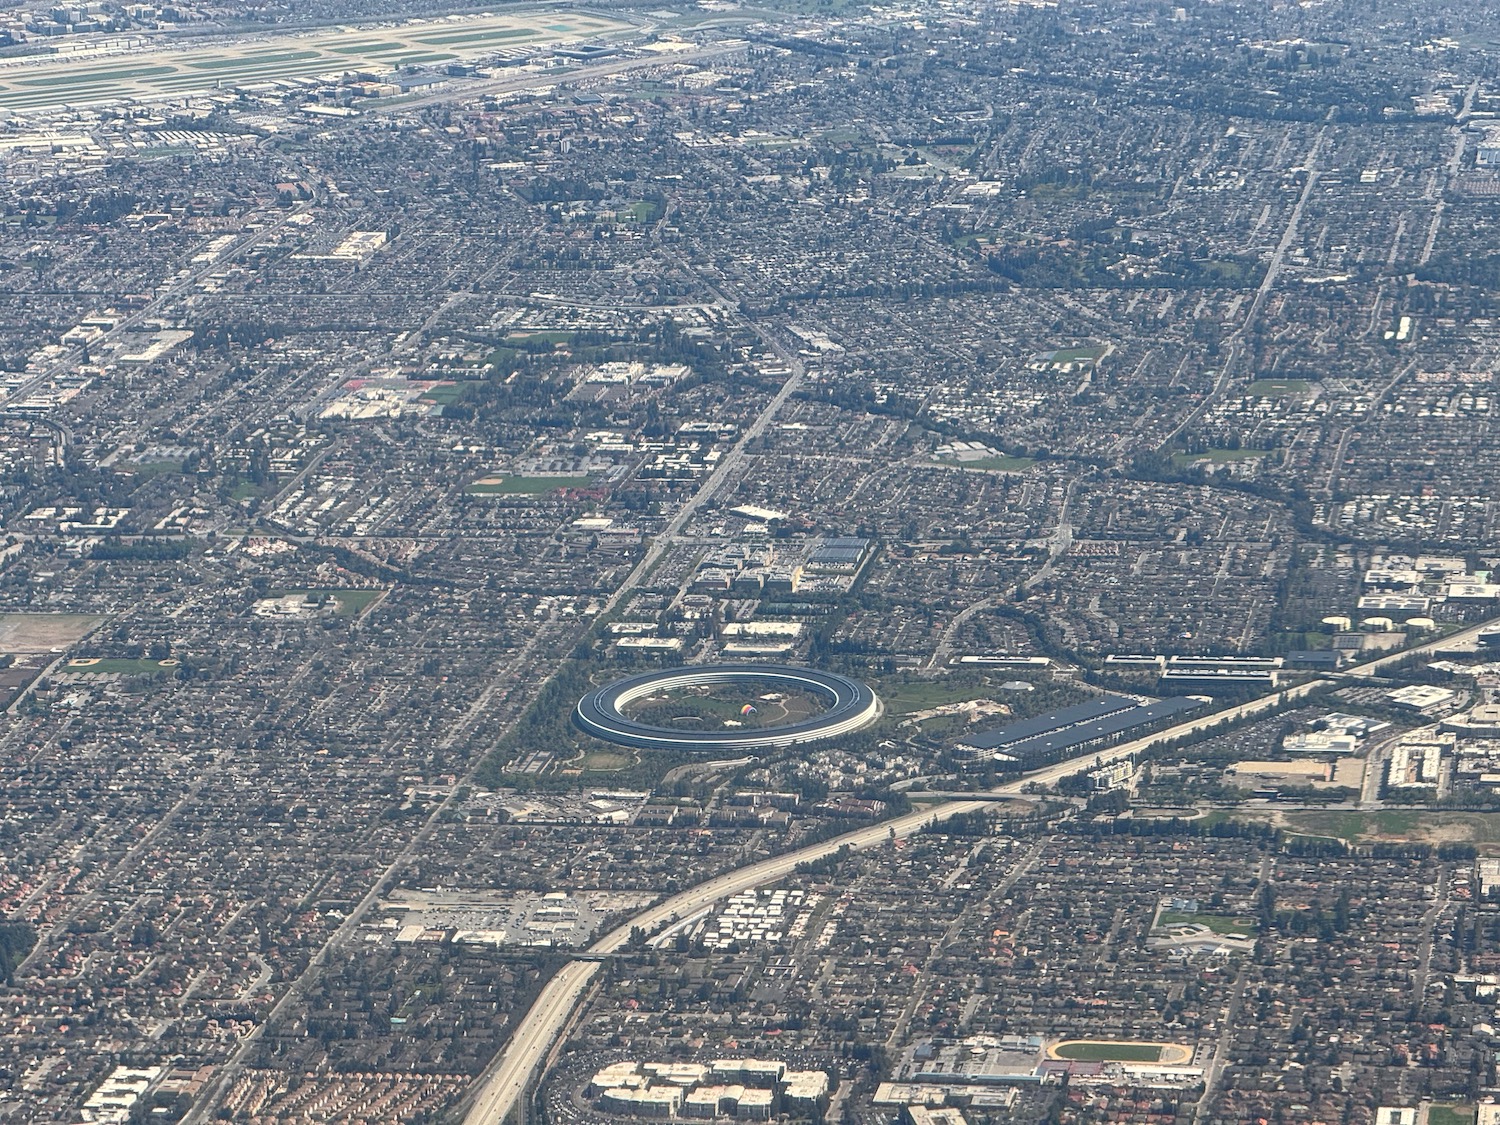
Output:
(418, 383), (467, 405)
(1284, 810), (1416, 842)
(1158, 910), (1257, 937)
(1053, 1041), (1163, 1063)
(342, 44), (412, 55)
(1371, 810), (1422, 835)
(1430, 1106), (1474, 1125)
(1282, 810), (1373, 842)
(618, 200), (663, 223)
(740, 134), (803, 149)
(580, 749), (633, 771)
(503, 331), (576, 346)
(270, 588), (383, 618)
(121, 459), (184, 479)
(467, 475), (591, 495)
(950, 455), (1035, 472)
(879, 678), (1000, 715)
(64, 657), (176, 676)
(1246, 378), (1310, 397)
(1284, 809), (1500, 845)
(950, 229), (1002, 249)
(1025, 181), (1089, 201)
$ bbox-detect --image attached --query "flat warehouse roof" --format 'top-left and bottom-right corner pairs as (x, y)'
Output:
(998, 697), (1204, 762)
(963, 694), (1141, 751)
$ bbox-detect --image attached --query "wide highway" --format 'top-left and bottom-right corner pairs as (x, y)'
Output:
(462, 611), (1500, 1124)
(467, 671), (1343, 1125)
(1339, 615), (1500, 678)
(460, 796), (993, 1125)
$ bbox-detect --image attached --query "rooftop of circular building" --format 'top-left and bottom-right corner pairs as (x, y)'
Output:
(574, 663), (881, 752)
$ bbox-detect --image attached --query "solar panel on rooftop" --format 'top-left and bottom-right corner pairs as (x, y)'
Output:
(997, 697), (1203, 762)
(959, 696), (1203, 761)
(962, 694), (1140, 751)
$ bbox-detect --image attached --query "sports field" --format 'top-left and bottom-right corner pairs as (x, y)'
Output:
(1047, 1039), (1194, 1065)
(267, 588), (384, 618)
(946, 455), (1035, 472)
(0, 10), (631, 112)
(466, 474), (591, 495)
(64, 657), (177, 676)
(1156, 909), (1257, 937)
(1246, 377), (1312, 397)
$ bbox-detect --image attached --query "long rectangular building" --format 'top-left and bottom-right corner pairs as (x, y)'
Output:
(956, 695), (1202, 765)
(959, 694), (1141, 752)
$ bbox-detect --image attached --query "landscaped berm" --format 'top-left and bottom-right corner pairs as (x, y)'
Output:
(1046, 1040), (1195, 1065)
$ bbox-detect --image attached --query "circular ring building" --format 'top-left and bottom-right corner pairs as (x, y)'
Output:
(574, 663), (881, 751)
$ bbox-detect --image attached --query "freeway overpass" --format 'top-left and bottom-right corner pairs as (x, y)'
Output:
(459, 797), (993, 1125)
(461, 611), (1500, 1124)
(458, 667), (1330, 1125)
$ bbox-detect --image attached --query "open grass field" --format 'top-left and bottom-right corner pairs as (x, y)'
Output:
(65, 657), (176, 676)
(1288, 809), (1420, 842)
(1429, 1106), (1475, 1125)
(951, 455), (1035, 472)
(619, 200), (664, 223)
(1209, 808), (1500, 848)
(418, 383), (468, 406)
(467, 474), (591, 495)
(270, 588), (383, 618)
(1284, 809), (1500, 846)
(504, 331), (577, 346)
(1042, 345), (1108, 363)
(877, 671), (1058, 719)
(625, 681), (822, 731)
(0, 9), (631, 112)
(579, 749), (633, 771)
(15, 65), (176, 87)
(120, 459), (185, 480)
(879, 678), (997, 715)
(1158, 910), (1257, 937)
(1246, 378), (1311, 397)
(0, 613), (103, 652)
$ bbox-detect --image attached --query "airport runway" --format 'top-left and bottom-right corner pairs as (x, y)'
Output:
(0, 9), (635, 113)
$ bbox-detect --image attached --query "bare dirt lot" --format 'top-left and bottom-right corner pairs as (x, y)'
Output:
(0, 613), (103, 652)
